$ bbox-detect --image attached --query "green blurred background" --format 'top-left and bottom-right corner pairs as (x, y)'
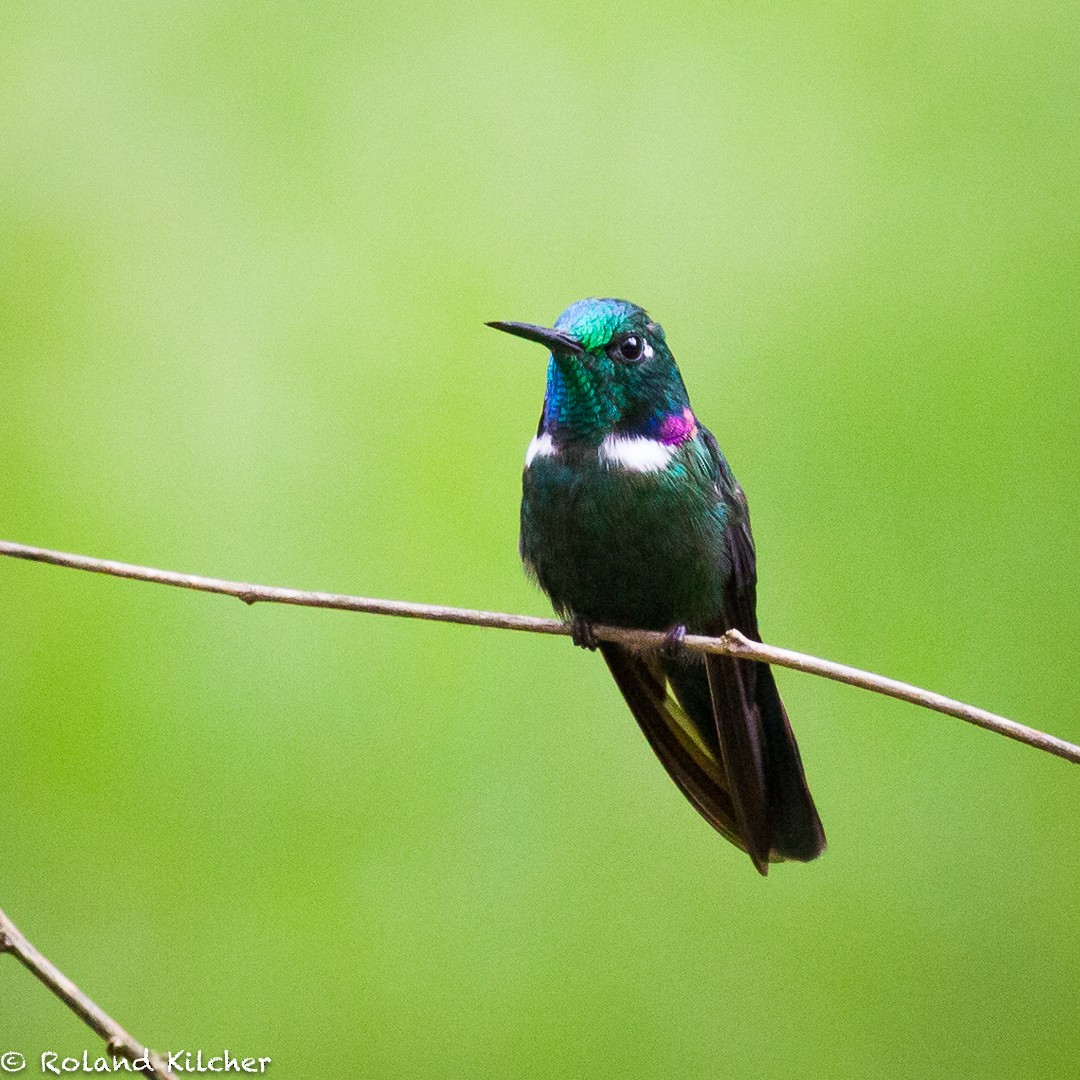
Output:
(2, 2), (1078, 1077)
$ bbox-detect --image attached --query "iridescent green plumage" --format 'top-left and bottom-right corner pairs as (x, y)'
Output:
(489, 298), (825, 874)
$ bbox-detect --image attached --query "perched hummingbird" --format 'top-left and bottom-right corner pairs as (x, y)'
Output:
(488, 298), (825, 874)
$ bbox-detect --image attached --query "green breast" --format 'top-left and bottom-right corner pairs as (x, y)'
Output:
(520, 437), (732, 631)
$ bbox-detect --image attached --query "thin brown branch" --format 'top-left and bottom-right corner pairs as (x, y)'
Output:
(1, 538), (1078, 1057)
(1, 538), (1077, 767)
(0, 905), (177, 1079)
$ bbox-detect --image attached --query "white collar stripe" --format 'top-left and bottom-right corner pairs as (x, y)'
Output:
(525, 432), (556, 467)
(599, 434), (674, 473)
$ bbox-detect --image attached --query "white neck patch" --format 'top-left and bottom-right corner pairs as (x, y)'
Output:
(599, 434), (674, 473)
(525, 432), (556, 467)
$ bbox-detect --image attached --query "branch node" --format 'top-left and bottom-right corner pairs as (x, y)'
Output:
(719, 628), (751, 655)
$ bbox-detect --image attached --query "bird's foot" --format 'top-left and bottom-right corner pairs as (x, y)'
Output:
(570, 616), (599, 651)
(660, 623), (689, 661)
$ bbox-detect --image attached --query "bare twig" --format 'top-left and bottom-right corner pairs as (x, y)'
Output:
(1, 537), (1077, 765)
(0, 905), (177, 1079)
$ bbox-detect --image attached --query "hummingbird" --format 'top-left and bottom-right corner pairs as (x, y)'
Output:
(488, 298), (825, 874)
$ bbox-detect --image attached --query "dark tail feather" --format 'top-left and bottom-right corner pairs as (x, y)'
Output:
(704, 651), (825, 870)
(600, 642), (824, 873)
(639, 643), (825, 873)
(753, 660), (826, 862)
(705, 653), (773, 873)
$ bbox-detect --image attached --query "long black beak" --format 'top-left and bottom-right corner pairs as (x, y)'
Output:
(486, 320), (584, 355)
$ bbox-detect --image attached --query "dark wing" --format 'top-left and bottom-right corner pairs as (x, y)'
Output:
(595, 430), (824, 873)
(700, 429), (826, 870)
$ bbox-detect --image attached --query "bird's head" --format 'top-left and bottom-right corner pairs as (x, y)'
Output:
(488, 298), (691, 441)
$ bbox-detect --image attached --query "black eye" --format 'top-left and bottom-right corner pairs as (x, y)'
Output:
(616, 335), (644, 362)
